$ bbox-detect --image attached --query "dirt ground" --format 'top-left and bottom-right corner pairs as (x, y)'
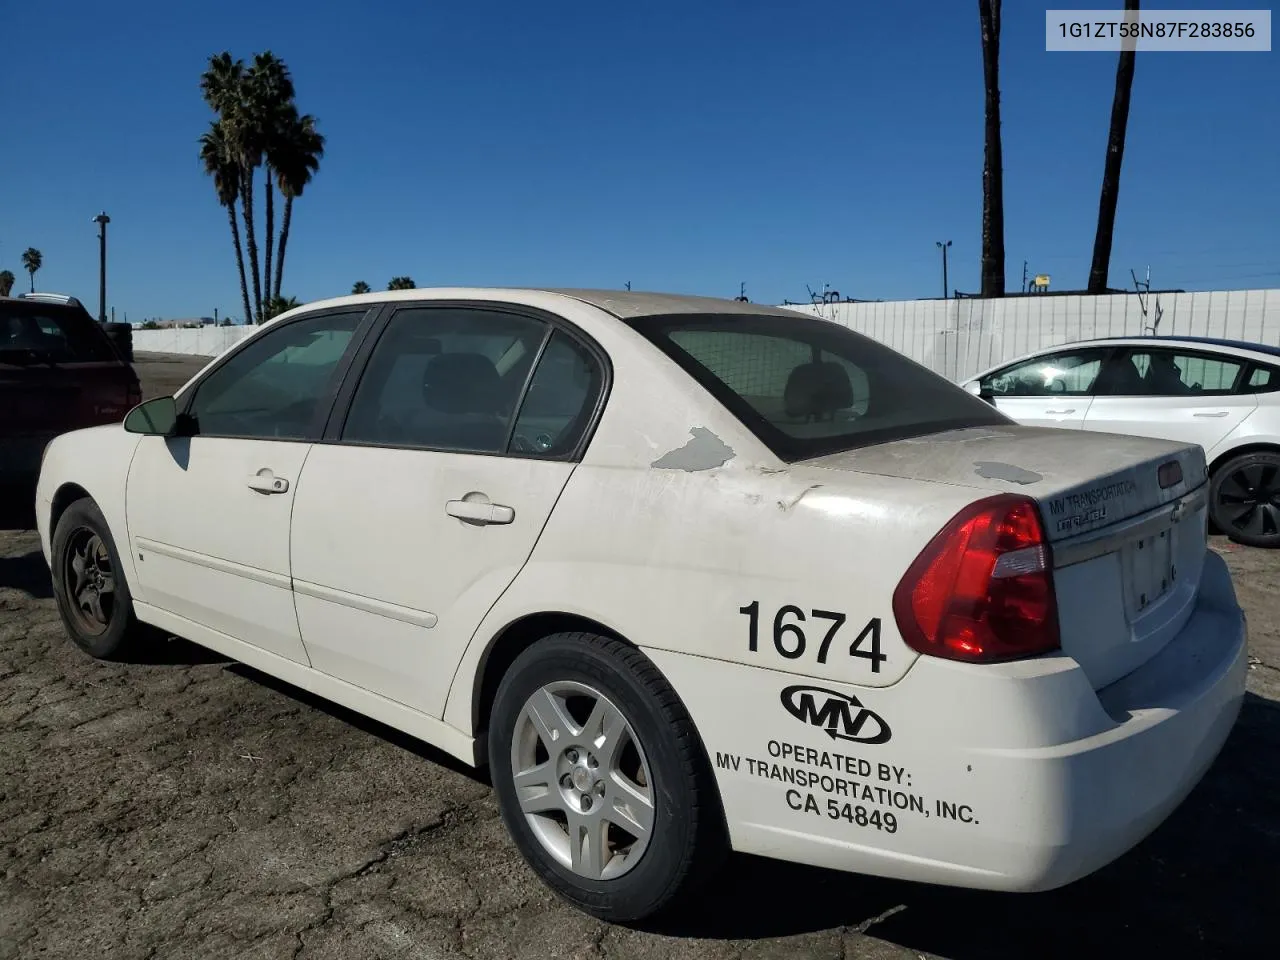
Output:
(1, 353), (1275, 960)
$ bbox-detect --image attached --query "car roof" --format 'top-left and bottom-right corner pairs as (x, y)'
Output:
(278, 287), (806, 323)
(974, 334), (1280, 379)
(1082, 334), (1280, 359)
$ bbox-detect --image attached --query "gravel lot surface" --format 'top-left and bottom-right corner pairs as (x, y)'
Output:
(1, 353), (1275, 959)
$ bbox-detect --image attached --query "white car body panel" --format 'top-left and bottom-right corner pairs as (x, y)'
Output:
(965, 336), (1280, 471)
(1083, 393), (1257, 455)
(126, 435), (314, 665)
(988, 396), (1092, 429)
(34, 289), (1249, 896)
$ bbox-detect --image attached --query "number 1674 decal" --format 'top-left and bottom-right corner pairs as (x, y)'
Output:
(739, 602), (886, 672)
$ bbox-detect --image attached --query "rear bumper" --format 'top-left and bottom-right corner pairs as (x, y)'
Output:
(646, 549), (1247, 892)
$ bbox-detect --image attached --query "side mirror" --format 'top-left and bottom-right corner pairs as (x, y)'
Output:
(123, 396), (192, 436)
(963, 379), (997, 405)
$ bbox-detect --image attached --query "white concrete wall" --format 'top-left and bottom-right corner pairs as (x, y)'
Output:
(133, 326), (256, 357)
(783, 288), (1280, 382)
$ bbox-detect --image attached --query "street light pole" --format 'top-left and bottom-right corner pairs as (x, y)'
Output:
(92, 212), (111, 323)
(935, 240), (952, 299)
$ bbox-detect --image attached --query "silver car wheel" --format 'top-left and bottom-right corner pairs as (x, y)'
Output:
(509, 680), (655, 881)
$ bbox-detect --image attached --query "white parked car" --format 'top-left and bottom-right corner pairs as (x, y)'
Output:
(35, 289), (1247, 921)
(964, 336), (1280, 547)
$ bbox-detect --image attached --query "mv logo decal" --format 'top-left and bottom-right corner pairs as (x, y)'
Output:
(780, 685), (892, 745)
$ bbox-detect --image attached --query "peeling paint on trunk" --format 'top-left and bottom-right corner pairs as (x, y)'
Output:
(973, 461), (1043, 485)
(651, 427), (735, 472)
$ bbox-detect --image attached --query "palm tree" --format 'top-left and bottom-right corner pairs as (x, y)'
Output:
(200, 120), (254, 328)
(977, 0), (1005, 298)
(201, 52), (266, 322)
(1088, 0), (1140, 294)
(0, 270), (14, 297)
(388, 277), (416, 290)
(264, 295), (300, 320)
(247, 52), (296, 308)
(271, 112), (324, 300)
(352, 281), (371, 294)
(21, 248), (42, 293)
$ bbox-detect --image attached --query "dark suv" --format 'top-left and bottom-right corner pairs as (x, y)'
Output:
(1, 294), (141, 484)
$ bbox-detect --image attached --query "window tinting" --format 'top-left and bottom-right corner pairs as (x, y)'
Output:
(342, 307), (550, 454)
(1103, 349), (1244, 397)
(982, 350), (1105, 397)
(1247, 364), (1280, 393)
(0, 304), (116, 362)
(624, 312), (1007, 461)
(509, 331), (603, 456)
(187, 310), (365, 439)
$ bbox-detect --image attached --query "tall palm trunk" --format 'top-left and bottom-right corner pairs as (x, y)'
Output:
(240, 163), (264, 322)
(978, 0), (1005, 298)
(227, 205), (253, 325)
(274, 194), (293, 301)
(1088, 0), (1139, 294)
(262, 173), (275, 311)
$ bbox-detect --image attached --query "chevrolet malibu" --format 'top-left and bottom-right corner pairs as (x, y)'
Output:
(34, 288), (1247, 921)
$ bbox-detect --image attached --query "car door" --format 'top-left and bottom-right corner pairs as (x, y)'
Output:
(977, 347), (1109, 428)
(125, 307), (375, 664)
(288, 302), (607, 716)
(1083, 346), (1257, 452)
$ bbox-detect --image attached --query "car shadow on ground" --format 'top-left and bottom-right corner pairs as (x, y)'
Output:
(0, 482), (37, 532)
(226, 661), (489, 784)
(0, 550), (53, 599)
(648, 691), (1278, 956)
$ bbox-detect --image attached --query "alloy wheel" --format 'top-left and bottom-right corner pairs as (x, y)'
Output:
(509, 680), (655, 881)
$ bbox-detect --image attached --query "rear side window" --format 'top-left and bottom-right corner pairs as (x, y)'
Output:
(624, 312), (1007, 461)
(1247, 364), (1280, 393)
(0, 304), (116, 362)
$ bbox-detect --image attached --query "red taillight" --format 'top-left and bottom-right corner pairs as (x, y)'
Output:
(892, 494), (1060, 663)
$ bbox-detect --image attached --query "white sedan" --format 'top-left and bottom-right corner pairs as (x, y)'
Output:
(35, 289), (1247, 921)
(963, 336), (1280, 547)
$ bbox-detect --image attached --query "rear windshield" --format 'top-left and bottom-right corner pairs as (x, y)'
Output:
(0, 303), (117, 363)
(624, 311), (1010, 462)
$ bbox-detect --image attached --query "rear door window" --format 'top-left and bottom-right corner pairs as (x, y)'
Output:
(624, 312), (1007, 461)
(1105, 348), (1245, 396)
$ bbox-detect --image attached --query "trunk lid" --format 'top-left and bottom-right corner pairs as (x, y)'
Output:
(807, 425), (1209, 689)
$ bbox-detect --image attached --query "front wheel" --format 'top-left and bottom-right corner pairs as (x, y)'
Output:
(50, 497), (143, 659)
(488, 632), (726, 922)
(1209, 451), (1280, 548)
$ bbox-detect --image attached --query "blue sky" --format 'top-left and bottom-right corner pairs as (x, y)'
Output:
(1, 1), (1276, 322)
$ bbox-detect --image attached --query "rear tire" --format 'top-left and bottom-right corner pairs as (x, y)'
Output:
(1209, 450), (1280, 548)
(50, 497), (143, 659)
(488, 632), (727, 922)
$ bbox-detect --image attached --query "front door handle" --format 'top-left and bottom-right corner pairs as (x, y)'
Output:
(446, 499), (515, 525)
(1193, 411), (1229, 418)
(1045, 408), (1076, 415)
(246, 472), (290, 494)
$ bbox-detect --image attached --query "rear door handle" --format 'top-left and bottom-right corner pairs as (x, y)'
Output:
(446, 499), (515, 525)
(246, 472), (290, 494)
(1193, 411), (1229, 418)
(1045, 408), (1076, 415)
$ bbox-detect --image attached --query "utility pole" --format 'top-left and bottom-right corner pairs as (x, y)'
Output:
(935, 240), (952, 299)
(1021, 260), (1028, 293)
(92, 211), (110, 323)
